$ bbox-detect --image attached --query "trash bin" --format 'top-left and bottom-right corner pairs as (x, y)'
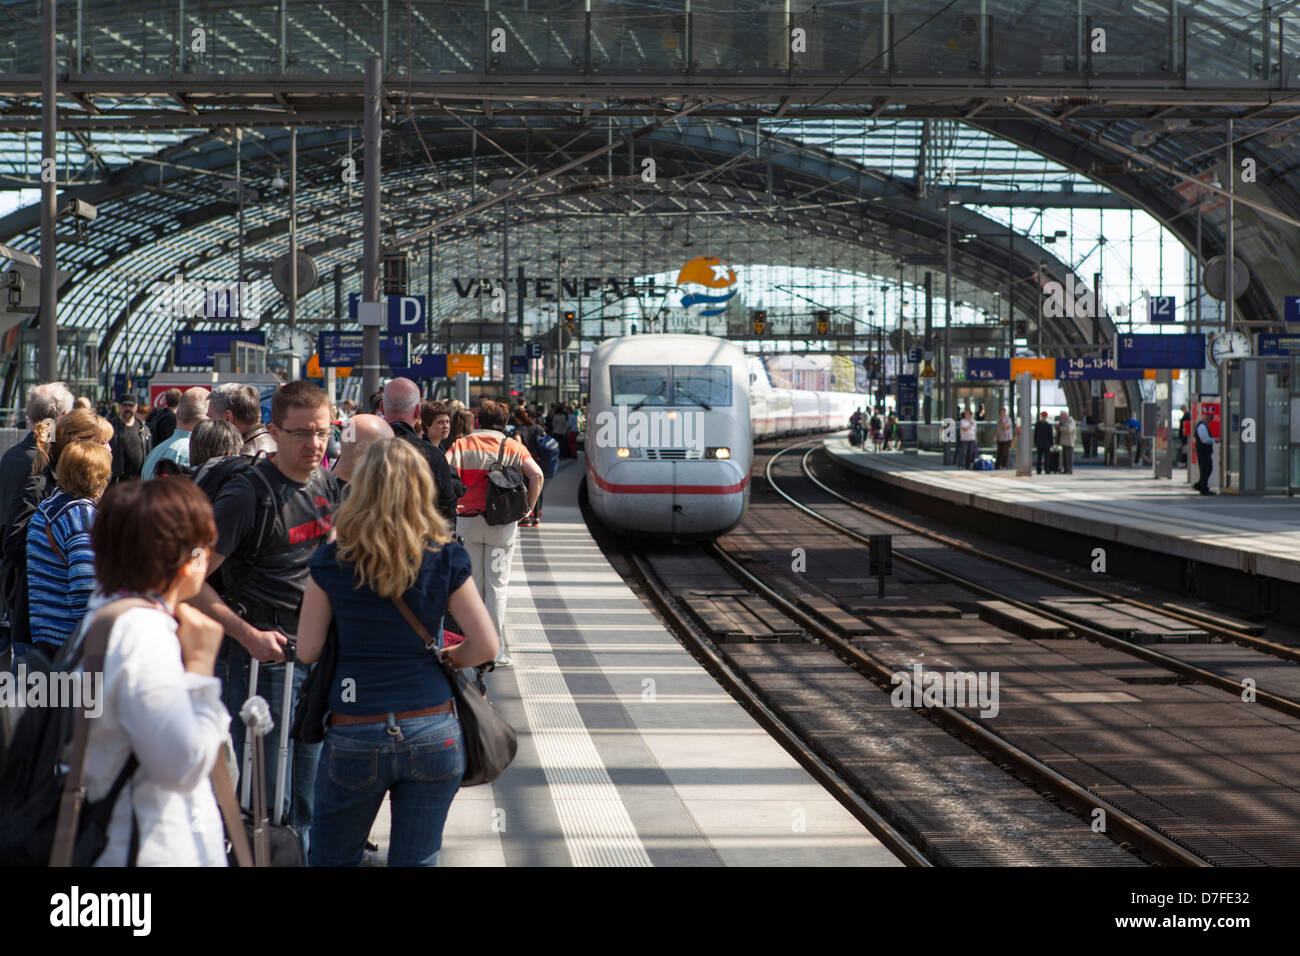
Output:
(942, 442), (958, 465)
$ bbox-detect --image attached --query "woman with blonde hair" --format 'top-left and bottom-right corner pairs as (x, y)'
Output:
(2, 408), (115, 644)
(297, 438), (499, 866)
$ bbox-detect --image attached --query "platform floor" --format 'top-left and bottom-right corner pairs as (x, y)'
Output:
(823, 439), (1300, 586)
(370, 456), (899, 867)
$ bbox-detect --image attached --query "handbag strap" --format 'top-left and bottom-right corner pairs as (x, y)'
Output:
(391, 594), (438, 650)
(211, 756), (253, 868)
(49, 597), (158, 867)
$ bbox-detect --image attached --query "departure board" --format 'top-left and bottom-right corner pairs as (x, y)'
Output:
(1115, 333), (1205, 370)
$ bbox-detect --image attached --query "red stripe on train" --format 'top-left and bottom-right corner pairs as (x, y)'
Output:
(587, 462), (750, 495)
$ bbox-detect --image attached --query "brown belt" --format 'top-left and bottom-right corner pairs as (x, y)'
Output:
(326, 701), (453, 726)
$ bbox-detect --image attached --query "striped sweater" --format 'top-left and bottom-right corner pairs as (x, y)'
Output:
(26, 490), (97, 647)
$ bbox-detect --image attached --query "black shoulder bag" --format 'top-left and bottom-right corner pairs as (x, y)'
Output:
(391, 595), (517, 787)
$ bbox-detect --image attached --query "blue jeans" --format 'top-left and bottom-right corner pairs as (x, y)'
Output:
(216, 653), (322, 851)
(309, 711), (464, 867)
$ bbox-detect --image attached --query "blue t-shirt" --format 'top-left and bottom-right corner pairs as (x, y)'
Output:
(309, 540), (474, 714)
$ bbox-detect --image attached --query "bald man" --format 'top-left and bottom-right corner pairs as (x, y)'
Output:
(380, 377), (464, 522)
(333, 414), (394, 486)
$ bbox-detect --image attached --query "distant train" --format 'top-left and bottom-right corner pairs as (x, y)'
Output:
(585, 334), (868, 539)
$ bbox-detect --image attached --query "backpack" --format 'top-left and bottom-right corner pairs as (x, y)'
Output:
(0, 469), (56, 645)
(0, 598), (154, 866)
(194, 455), (283, 613)
(481, 437), (531, 527)
(535, 432), (560, 477)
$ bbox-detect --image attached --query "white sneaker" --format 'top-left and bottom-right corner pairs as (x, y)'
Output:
(494, 655), (513, 668)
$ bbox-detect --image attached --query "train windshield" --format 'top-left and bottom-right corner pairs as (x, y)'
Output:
(611, 366), (670, 406)
(609, 365), (732, 408)
(672, 366), (731, 408)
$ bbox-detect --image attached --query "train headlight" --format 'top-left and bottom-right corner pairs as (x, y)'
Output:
(616, 447), (641, 459)
(706, 446), (731, 459)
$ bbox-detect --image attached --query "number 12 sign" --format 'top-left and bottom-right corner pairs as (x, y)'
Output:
(1148, 296), (1176, 323)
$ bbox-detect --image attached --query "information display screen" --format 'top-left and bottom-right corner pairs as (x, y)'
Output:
(317, 331), (410, 368)
(174, 330), (265, 367)
(1115, 333), (1205, 370)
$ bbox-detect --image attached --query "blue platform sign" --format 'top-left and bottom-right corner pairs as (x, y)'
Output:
(391, 353), (447, 379)
(1258, 333), (1300, 355)
(1148, 296), (1176, 323)
(906, 347), (923, 363)
(1116, 333), (1204, 370)
(1058, 356), (1143, 380)
(527, 342), (544, 359)
(317, 331), (410, 368)
(173, 330), (266, 367)
(965, 358), (1010, 381)
(347, 294), (427, 334)
(509, 355), (528, 375)
(897, 374), (918, 420)
(1285, 296), (1300, 323)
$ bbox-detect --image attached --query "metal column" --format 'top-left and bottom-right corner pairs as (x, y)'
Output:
(501, 194), (510, 397)
(39, 0), (58, 382)
(361, 57), (383, 400)
(943, 200), (953, 423)
(288, 127), (300, 380)
(1219, 118), (1234, 492)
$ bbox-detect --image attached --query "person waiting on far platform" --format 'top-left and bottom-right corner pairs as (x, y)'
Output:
(994, 406), (1015, 470)
(958, 408), (978, 468)
(1057, 411), (1076, 474)
(1033, 411), (1053, 475)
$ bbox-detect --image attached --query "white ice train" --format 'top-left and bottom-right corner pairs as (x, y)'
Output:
(585, 334), (868, 539)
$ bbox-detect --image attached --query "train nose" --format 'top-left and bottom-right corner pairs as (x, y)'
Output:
(668, 461), (747, 536)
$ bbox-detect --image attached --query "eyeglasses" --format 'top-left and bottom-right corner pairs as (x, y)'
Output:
(282, 428), (332, 441)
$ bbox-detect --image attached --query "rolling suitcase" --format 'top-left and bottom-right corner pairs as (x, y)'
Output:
(237, 655), (306, 866)
(1048, 444), (1062, 474)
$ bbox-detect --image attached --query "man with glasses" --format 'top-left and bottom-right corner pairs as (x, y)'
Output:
(189, 381), (341, 852)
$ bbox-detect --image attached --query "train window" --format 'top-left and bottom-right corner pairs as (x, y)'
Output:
(611, 366), (670, 406)
(672, 366), (731, 408)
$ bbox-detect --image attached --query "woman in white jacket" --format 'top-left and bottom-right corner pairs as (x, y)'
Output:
(69, 476), (229, 866)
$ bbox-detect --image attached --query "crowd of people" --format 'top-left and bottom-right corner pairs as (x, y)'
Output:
(0, 378), (572, 867)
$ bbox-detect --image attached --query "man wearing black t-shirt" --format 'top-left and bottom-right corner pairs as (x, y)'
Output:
(189, 381), (340, 848)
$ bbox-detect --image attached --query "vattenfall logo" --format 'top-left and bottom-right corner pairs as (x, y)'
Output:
(677, 256), (737, 317)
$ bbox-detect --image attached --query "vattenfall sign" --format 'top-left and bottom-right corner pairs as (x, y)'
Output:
(450, 275), (666, 300)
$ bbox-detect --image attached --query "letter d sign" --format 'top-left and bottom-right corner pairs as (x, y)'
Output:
(387, 295), (427, 334)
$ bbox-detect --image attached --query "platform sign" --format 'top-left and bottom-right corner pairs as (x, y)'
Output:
(1286, 296), (1300, 323)
(897, 374), (918, 421)
(1058, 356), (1144, 380)
(347, 293), (428, 334)
(527, 342), (544, 359)
(317, 331), (410, 368)
(447, 353), (485, 377)
(965, 358), (1010, 381)
(906, 347), (923, 363)
(1148, 296), (1176, 323)
(1010, 357), (1056, 380)
(1116, 333), (1204, 369)
(1258, 333), (1300, 355)
(390, 353), (447, 379)
(509, 355), (528, 375)
(174, 330), (265, 367)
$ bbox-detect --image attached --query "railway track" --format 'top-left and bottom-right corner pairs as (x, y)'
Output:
(614, 531), (1200, 866)
(770, 441), (1300, 721)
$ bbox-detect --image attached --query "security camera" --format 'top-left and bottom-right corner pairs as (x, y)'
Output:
(64, 198), (98, 221)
